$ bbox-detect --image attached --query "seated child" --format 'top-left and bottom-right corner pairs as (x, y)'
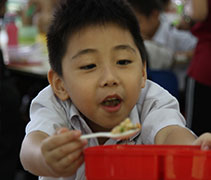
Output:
(20, 0), (211, 179)
(127, 0), (197, 87)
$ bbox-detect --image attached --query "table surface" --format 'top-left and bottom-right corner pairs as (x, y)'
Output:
(7, 59), (50, 77)
(5, 47), (50, 78)
(3, 43), (50, 78)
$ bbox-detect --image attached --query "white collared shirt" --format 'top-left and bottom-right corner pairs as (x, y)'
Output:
(26, 80), (187, 180)
(153, 14), (197, 52)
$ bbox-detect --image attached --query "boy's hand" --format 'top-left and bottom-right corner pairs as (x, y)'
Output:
(40, 128), (87, 177)
(193, 133), (211, 150)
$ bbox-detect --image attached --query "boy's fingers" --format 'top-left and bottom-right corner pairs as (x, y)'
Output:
(49, 139), (87, 161)
(57, 148), (84, 169)
(201, 145), (209, 150)
(193, 133), (211, 150)
(201, 140), (211, 150)
(47, 150), (84, 177)
(42, 130), (82, 151)
(62, 155), (84, 177)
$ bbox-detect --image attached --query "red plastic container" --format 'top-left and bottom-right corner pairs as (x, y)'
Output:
(85, 145), (160, 180)
(164, 148), (211, 180)
(84, 145), (211, 180)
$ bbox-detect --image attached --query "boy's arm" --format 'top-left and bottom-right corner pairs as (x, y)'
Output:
(154, 125), (196, 145)
(20, 129), (87, 177)
(155, 125), (211, 150)
(178, 0), (208, 29)
(20, 131), (55, 176)
(190, 0), (208, 21)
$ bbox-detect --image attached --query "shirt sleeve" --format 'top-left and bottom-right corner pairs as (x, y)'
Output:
(139, 81), (189, 144)
(144, 40), (174, 70)
(153, 16), (198, 52)
(26, 86), (70, 136)
(171, 27), (198, 51)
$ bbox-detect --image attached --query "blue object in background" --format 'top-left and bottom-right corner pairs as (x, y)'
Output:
(147, 69), (179, 99)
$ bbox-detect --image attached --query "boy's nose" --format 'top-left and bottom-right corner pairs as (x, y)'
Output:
(100, 67), (119, 87)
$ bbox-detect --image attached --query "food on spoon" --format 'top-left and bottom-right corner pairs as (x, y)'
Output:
(111, 118), (141, 134)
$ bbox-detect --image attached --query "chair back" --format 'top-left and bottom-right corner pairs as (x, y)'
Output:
(147, 69), (179, 99)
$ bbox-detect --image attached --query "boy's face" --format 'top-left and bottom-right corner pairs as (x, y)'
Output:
(50, 23), (146, 132)
(135, 11), (160, 40)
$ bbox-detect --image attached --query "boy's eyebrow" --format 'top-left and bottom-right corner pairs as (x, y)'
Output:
(71, 44), (137, 60)
(72, 49), (97, 59)
(113, 44), (137, 54)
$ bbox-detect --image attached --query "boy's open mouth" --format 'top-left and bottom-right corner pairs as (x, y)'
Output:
(101, 96), (122, 107)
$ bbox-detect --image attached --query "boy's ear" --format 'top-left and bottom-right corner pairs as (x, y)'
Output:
(141, 61), (147, 88)
(47, 69), (69, 101)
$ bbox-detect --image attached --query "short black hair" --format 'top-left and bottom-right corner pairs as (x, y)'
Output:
(47, 0), (147, 76)
(160, 0), (171, 6)
(127, 0), (163, 17)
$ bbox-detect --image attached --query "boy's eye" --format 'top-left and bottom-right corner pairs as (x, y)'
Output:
(117, 59), (132, 65)
(80, 64), (96, 70)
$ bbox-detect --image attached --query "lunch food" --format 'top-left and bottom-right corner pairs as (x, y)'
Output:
(111, 118), (141, 134)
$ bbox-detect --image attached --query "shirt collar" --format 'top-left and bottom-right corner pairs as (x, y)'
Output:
(68, 104), (93, 134)
(68, 103), (141, 144)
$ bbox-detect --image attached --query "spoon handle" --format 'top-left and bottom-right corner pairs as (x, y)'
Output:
(80, 132), (111, 139)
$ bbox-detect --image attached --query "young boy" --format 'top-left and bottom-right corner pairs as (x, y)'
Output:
(20, 0), (211, 179)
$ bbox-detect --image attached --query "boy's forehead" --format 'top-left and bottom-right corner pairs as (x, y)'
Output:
(68, 23), (135, 44)
(64, 23), (141, 60)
